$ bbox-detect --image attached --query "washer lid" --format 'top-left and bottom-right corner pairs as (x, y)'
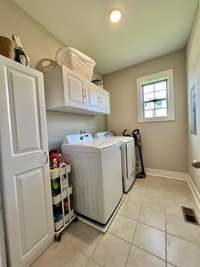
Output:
(95, 132), (134, 144)
(62, 138), (121, 151)
(111, 136), (134, 144)
(95, 131), (113, 139)
(80, 139), (121, 149)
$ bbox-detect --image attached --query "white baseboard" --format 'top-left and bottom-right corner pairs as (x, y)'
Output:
(186, 175), (200, 210)
(145, 168), (188, 180)
(145, 168), (200, 210)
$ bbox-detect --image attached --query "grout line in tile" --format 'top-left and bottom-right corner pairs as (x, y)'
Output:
(137, 220), (165, 232)
(165, 231), (200, 249)
(136, 220), (166, 233)
(89, 232), (104, 261)
(108, 231), (132, 245)
(88, 250), (103, 267)
(107, 215), (138, 245)
(117, 208), (167, 233)
(124, 219), (139, 267)
(118, 209), (141, 222)
(87, 257), (103, 267)
(133, 243), (166, 263)
(166, 262), (177, 267)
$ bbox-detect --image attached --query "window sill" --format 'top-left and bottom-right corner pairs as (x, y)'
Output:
(138, 117), (175, 123)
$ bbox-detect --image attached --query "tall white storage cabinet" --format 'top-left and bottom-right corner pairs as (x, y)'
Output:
(0, 56), (54, 267)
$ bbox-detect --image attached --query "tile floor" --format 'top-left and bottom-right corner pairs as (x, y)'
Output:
(32, 175), (200, 267)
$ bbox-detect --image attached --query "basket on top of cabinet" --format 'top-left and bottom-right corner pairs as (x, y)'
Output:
(50, 163), (76, 241)
(44, 65), (110, 115)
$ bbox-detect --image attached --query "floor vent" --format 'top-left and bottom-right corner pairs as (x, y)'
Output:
(182, 207), (199, 225)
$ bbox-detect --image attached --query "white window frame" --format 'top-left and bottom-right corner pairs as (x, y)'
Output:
(137, 69), (175, 123)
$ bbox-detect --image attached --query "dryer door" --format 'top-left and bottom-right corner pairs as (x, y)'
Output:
(126, 141), (136, 179)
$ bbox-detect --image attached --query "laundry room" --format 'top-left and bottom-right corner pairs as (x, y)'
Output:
(0, 0), (200, 267)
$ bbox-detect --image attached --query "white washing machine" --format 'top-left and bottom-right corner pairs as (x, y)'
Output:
(62, 133), (123, 225)
(95, 132), (136, 193)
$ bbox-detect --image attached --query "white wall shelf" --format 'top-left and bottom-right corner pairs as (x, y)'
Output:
(44, 65), (110, 115)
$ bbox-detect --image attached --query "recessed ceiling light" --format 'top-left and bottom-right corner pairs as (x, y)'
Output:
(109, 9), (122, 24)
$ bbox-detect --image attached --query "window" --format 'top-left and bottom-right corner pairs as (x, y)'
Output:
(137, 69), (174, 123)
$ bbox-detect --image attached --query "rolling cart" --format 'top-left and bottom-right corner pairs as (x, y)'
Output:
(50, 163), (76, 241)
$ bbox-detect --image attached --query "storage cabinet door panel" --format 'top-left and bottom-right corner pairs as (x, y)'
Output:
(63, 70), (85, 108)
(0, 57), (53, 267)
(16, 168), (48, 254)
(7, 69), (41, 153)
(86, 82), (100, 112)
(100, 89), (110, 114)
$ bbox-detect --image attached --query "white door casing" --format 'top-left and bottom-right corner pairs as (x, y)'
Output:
(0, 56), (54, 267)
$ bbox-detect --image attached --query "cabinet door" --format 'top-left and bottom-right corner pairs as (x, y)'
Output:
(100, 89), (110, 114)
(63, 68), (86, 109)
(0, 57), (54, 267)
(86, 81), (100, 112)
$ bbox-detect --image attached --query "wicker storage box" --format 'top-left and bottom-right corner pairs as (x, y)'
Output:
(56, 47), (96, 81)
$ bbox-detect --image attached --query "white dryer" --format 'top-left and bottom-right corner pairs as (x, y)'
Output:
(95, 132), (136, 193)
(62, 133), (123, 225)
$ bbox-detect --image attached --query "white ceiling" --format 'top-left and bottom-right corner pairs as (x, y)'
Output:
(14, 0), (198, 74)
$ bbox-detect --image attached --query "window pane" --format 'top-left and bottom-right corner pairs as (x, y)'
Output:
(155, 108), (167, 117)
(141, 78), (169, 120)
(155, 81), (167, 91)
(155, 90), (166, 99)
(144, 101), (154, 110)
(144, 92), (154, 101)
(143, 84), (154, 94)
(155, 100), (167, 109)
(144, 110), (154, 118)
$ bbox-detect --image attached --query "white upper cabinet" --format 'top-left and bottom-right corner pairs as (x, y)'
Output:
(100, 88), (110, 114)
(44, 65), (86, 112)
(63, 67), (86, 109)
(44, 65), (110, 115)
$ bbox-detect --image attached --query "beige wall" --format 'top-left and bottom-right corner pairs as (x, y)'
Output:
(0, 0), (190, 168)
(0, 0), (105, 149)
(104, 49), (188, 172)
(186, 2), (200, 192)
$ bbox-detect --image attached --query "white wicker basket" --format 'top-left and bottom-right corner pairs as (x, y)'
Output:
(56, 47), (96, 81)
